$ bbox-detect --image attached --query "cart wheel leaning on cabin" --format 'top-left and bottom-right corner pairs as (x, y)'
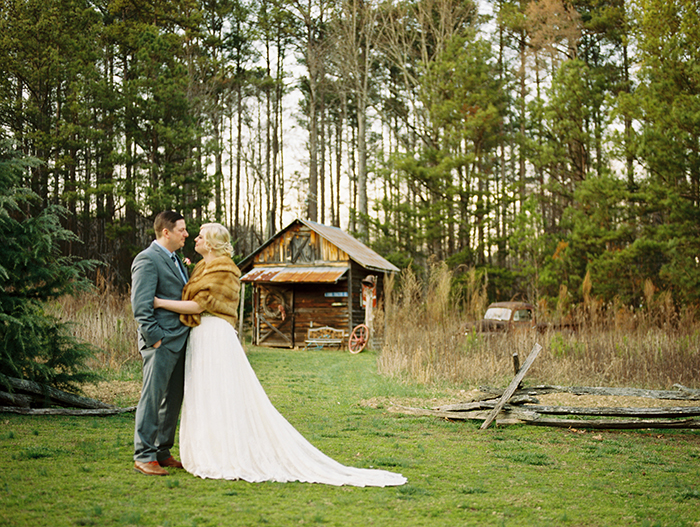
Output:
(348, 324), (369, 354)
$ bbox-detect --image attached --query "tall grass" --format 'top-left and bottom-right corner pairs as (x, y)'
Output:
(47, 266), (700, 390)
(379, 262), (700, 389)
(46, 274), (139, 373)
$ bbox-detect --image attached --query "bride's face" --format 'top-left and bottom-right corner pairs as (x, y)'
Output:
(194, 232), (209, 256)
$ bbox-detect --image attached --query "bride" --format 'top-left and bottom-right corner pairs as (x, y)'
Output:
(154, 222), (407, 487)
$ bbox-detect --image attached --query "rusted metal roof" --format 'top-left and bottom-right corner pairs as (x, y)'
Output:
(241, 266), (348, 283)
(238, 218), (400, 274)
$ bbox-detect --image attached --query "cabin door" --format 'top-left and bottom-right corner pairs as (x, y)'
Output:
(255, 285), (294, 347)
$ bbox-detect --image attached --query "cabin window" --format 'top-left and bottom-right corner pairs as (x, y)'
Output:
(290, 233), (313, 263)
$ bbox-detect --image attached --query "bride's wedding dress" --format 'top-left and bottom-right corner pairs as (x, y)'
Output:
(179, 316), (407, 487)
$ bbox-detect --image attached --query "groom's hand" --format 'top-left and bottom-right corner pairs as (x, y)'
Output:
(153, 340), (162, 349)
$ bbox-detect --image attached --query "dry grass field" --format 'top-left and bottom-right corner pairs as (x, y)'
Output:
(48, 264), (700, 393)
(379, 263), (700, 391)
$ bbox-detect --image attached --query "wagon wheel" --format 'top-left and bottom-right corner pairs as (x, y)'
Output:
(261, 288), (287, 320)
(348, 324), (369, 354)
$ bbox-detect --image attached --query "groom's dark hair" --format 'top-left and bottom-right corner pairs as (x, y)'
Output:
(154, 211), (185, 238)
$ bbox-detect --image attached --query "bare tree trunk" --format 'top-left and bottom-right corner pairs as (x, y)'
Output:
(273, 31), (286, 233)
(349, 123), (357, 232)
(330, 0), (381, 239)
(228, 104), (232, 230)
(214, 109), (223, 222)
(623, 41), (634, 188)
(265, 37), (274, 238)
(293, 0), (325, 224)
(308, 72), (319, 223)
(357, 97), (368, 240)
(235, 79), (243, 237)
(518, 32), (527, 211)
(334, 107), (343, 227)
(319, 92), (326, 224)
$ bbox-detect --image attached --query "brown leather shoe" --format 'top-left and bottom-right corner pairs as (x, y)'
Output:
(134, 460), (168, 476)
(159, 456), (184, 469)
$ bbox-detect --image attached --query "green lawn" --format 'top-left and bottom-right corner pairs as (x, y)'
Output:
(1, 347), (699, 526)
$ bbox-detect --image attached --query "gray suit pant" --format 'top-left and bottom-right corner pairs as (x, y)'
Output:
(133, 345), (186, 462)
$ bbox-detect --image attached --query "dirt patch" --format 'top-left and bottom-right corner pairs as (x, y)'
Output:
(362, 396), (456, 410)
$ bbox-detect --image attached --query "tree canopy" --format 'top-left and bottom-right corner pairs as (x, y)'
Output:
(0, 0), (697, 309)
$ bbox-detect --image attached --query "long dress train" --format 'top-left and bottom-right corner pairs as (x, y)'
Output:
(179, 316), (407, 487)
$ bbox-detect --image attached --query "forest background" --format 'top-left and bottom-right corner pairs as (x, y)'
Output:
(0, 0), (698, 311)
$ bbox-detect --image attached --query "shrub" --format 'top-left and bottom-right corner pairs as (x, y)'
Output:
(0, 141), (99, 391)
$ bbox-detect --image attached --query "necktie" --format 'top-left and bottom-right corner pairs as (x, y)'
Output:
(171, 254), (187, 283)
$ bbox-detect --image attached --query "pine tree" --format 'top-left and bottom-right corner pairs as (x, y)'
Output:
(0, 141), (99, 393)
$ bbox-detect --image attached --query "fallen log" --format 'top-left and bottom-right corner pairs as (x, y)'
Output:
(387, 405), (526, 425)
(391, 404), (700, 429)
(437, 402), (700, 418)
(0, 375), (115, 409)
(524, 416), (700, 430)
(478, 385), (700, 401)
(516, 405), (700, 418)
(0, 406), (136, 416)
(389, 405), (481, 420)
(0, 390), (33, 408)
(672, 384), (700, 395)
(436, 395), (539, 412)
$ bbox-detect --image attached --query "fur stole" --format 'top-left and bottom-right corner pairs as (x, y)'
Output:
(180, 256), (241, 329)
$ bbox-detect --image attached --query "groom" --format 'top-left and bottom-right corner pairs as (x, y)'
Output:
(131, 211), (191, 476)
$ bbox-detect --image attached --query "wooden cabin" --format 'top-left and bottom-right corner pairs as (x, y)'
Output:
(238, 219), (399, 348)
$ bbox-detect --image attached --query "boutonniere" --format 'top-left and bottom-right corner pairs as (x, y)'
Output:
(180, 255), (196, 272)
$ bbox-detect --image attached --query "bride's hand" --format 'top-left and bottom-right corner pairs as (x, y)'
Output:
(154, 297), (163, 309)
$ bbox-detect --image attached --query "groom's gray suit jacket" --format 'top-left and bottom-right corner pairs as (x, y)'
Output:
(131, 241), (190, 353)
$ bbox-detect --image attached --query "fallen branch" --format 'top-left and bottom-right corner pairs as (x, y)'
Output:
(0, 406), (136, 416)
(480, 343), (542, 430)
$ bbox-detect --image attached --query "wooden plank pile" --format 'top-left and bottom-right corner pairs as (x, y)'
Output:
(389, 344), (700, 430)
(0, 375), (136, 416)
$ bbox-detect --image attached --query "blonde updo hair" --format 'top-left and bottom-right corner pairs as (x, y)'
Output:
(199, 222), (234, 257)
